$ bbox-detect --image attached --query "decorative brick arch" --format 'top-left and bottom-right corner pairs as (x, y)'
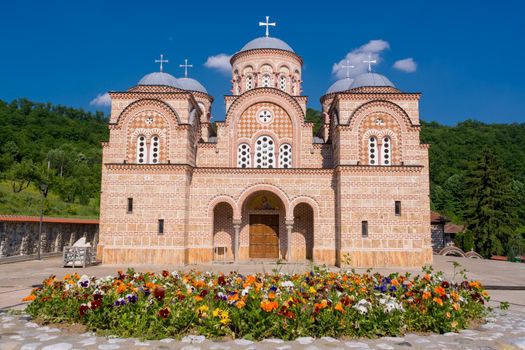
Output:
(116, 98), (181, 126)
(226, 89), (304, 167)
(236, 183), (291, 221)
(207, 195), (239, 220)
(289, 196), (320, 220)
(349, 100), (413, 133)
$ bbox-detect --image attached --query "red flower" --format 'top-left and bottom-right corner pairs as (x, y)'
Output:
(153, 286), (166, 301)
(441, 281), (450, 289)
(218, 275), (227, 286)
(79, 304), (89, 316)
(90, 300), (101, 310)
(161, 270), (170, 278)
(158, 307), (171, 318)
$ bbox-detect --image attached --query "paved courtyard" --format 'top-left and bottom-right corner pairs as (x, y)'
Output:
(0, 255), (524, 349)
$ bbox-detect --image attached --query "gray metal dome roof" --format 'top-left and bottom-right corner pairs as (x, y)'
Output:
(240, 36), (294, 53)
(177, 77), (208, 94)
(138, 72), (179, 87)
(350, 73), (395, 89)
(326, 78), (355, 94)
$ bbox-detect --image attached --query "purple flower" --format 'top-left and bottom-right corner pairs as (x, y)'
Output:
(114, 298), (127, 307)
(80, 280), (89, 288)
(126, 293), (138, 303)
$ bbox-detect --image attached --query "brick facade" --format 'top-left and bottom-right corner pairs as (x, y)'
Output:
(98, 42), (432, 268)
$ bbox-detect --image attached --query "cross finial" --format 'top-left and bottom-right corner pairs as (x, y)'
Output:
(363, 54), (377, 73)
(341, 59), (355, 78)
(259, 16), (276, 37)
(179, 58), (193, 78)
(155, 54), (169, 72)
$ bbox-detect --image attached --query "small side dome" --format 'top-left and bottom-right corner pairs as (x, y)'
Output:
(138, 72), (179, 87)
(350, 73), (395, 89)
(177, 77), (208, 94)
(326, 78), (354, 94)
(240, 36), (294, 53)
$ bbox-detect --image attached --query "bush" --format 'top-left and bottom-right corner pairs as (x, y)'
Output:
(24, 266), (490, 340)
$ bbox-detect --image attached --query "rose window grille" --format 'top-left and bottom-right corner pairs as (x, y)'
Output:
(255, 136), (275, 168)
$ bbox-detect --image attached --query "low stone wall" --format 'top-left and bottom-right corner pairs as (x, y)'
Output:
(0, 216), (99, 259)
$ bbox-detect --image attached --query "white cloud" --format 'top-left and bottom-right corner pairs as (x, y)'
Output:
(90, 92), (111, 107)
(332, 39), (390, 79)
(204, 53), (232, 74)
(393, 58), (417, 73)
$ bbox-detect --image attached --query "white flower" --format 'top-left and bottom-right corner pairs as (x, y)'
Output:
(379, 296), (404, 313)
(280, 281), (294, 288)
(241, 287), (250, 297)
(171, 271), (180, 278)
(353, 299), (371, 314)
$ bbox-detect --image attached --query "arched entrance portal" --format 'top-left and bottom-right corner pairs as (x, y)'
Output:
(241, 191), (286, 259)
(292, 203), (314, 260)
(212, 202), (234, 261)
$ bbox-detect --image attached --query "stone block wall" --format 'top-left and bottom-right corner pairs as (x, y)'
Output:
(0, 216), (99, 259)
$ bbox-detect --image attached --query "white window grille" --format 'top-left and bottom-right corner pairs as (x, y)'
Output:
(150, 135), (160, 164)
(279, 76), (287, 91)
(279, 143), (292, 168)
(237, 143), (251, 168)
(245, 75), (253, 90)
(137, 135), (146, 164)
(258, 109), (273, 124)
(368, 136), (377, 165)
(262, 74), (271, 87)
(255, 135), (275, 168)
(381, 136), (391, 165)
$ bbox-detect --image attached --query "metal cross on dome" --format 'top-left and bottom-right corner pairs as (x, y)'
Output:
(363, 54), (377, 73)
(179, 58), (193, 78)
(155, 54), (169, 72)
(341, 60), (355, 78)
(259, 16), (276, 37)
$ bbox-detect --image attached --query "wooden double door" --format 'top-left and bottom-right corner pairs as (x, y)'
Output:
(249, 214), (279, 259)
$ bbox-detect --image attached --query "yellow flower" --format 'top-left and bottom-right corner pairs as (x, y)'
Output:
(309, 286), (316, 294)
(451, 321), (458, 328)
(212, 308), (221, 317)
(197, 305), (209, 315)
(219, 310), (230, 325)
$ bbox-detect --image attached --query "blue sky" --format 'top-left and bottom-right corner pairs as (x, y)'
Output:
(0, 0), (523, 124)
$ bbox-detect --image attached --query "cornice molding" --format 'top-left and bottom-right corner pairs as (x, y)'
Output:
(230, 48), (304, 66)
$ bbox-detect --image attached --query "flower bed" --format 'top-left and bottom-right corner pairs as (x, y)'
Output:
(24, 266), (490, 340)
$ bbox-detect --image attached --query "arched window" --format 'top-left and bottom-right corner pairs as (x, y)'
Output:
(261, 74), (271, 87)
(381, 136), (391, 166)
(279, 76), (287, 92)
(368, 136), (377, 165)
(237, 143), (251, 168)
(254, 135), (275, 168)
(245, 75), (254, 90)
(149, 135), (160, 164)
(279, 143), (292, 168)
(137, 135), (146, 164)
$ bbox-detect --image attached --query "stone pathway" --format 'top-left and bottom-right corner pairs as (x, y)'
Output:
(1, 310), (525, 350)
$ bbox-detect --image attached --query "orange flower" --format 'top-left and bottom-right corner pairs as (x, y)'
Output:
(236, 300), (246, 309)
(422, 291), (431, 300)
(433, 297), (443, 306)
(450, 291), (460, 302)
(228, 292), (239, 302)
(261, 300), (279, 312)
(469, 281), (481, 289)
(22, 294), (36, 302)
(268, 292), (276, 300)
(63, 274), (71, 281)
(482, 290), (489, 297)
(391, 278), (399, 287)
(116, 283), (127, 294)
(314, 299), (328, 313)
(445, 312), (451, 319)
(424, 274), (431, 282)
(334, 302), (345, 314)
(145, 282), (156, 290)
(452, 303), (460, 311)
(194, 296), (203, 302)
(434, 286), (446, 297)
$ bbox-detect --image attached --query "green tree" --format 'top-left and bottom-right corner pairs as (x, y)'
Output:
(463, 149), (518, 257)
(7, 159), (37, 192)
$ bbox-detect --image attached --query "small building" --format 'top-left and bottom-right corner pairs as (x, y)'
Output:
(430, 212), (465, 251)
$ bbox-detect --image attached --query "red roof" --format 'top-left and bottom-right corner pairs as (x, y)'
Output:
(431, 211), (447, 223)
(444, 222), (465, 234)
(0, 215), (98, 224)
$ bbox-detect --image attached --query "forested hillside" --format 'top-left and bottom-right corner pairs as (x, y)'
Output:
(0, 100), (523, 255)
(0, 99), (108, 217)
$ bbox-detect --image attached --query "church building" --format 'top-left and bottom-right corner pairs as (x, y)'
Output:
(98, 18), (432, 267)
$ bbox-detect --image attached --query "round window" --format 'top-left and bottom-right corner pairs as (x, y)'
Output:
(258, 110), (273, 124)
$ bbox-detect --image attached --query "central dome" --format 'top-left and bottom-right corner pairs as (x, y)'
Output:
(326, 77), (355, 94)
(240, 36), (294, 53)
(138, 72), (179, 87)
(350, 73), (395, 89)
